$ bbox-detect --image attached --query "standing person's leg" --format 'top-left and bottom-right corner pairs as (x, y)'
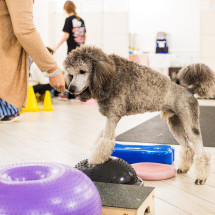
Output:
(0, 99), (20, 123)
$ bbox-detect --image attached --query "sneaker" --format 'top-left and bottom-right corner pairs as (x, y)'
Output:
(0, 113), (21, 123)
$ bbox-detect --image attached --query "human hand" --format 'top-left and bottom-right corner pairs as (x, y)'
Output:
(49, 72), (65, 93)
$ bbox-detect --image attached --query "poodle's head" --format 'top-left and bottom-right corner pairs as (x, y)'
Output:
(64, 46), (115, 101)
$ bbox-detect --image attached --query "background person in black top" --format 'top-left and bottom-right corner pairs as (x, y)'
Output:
(54, 1), (86, 100)
(53, 1), (86, 54)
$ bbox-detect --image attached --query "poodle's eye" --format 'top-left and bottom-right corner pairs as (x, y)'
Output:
(69, 74), (73, 79)
(80, 70), (86, 75)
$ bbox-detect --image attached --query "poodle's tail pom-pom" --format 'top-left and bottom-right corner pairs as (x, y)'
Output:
(177, 63), (215, 98)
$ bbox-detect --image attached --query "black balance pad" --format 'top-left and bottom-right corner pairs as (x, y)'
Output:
(75, 157), (143, 186)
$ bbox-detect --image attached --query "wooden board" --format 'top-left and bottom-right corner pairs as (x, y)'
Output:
(95, 182), (155, 215)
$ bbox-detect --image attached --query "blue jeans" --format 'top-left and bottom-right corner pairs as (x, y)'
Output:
(0, 99), (18, 117)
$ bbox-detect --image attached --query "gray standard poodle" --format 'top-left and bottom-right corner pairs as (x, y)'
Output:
(64, 46), (215, 185)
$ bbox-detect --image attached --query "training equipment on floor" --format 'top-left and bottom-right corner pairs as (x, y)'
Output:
(0, 163), (102, 215)
(95, 182), (155, 215)
(20, 86), (40, 112)
(75, 156), (143, 186)
(112, 143), (175, 165)
(42, 90), (54, 111)
(132, 162), (176, 181)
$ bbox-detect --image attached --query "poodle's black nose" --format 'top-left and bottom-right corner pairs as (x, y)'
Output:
(69, 85), (76, 93)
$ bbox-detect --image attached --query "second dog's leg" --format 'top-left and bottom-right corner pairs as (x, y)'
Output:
(168, 115), (194, 173)
(89, 116), (120, 165)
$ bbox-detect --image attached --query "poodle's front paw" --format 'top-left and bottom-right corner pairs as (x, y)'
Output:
(88, 137), (115, 165)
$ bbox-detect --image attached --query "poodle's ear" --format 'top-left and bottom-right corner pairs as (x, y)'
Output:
(90, 59), (115, 100)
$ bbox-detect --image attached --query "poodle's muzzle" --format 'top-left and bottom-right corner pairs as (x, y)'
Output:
(68, 85), (76, 94)
(68, 83), (88, 95)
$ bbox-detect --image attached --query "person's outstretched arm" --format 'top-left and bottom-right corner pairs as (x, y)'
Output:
(53, 33), (69, 53)
(5, 0), (65, 93)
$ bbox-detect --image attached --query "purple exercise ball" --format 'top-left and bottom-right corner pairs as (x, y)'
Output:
(0, 163), (102, 215)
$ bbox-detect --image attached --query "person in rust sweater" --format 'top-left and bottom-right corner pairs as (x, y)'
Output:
(0, 0), (65, 122)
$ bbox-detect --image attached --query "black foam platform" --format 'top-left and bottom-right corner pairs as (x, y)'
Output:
(75, 157), (141, 185)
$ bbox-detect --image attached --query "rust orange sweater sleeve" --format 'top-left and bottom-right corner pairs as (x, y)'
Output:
(5, 0), (57, 72)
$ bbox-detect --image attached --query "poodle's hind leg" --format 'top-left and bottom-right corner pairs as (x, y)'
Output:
(182, 124), (210, 185)
(178, 99), (210, 185)
(88, 116), (120, 165)
(167, 115), (194, 174)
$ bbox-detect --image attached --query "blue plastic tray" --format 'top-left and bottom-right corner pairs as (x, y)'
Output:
(112, 144), (175, 165)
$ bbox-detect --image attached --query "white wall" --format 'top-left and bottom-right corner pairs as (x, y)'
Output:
(33, 0), (129, 69)
(33, 0), (200, 68)
(129, 0), (200, 65)
(33, 0), (50, 44)
(200, 0), (215, 70)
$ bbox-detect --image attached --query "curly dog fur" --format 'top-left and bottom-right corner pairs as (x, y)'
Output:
(64, 46), (214, 185)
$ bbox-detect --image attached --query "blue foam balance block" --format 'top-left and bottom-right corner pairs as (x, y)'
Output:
(112, 144), (175, 165)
